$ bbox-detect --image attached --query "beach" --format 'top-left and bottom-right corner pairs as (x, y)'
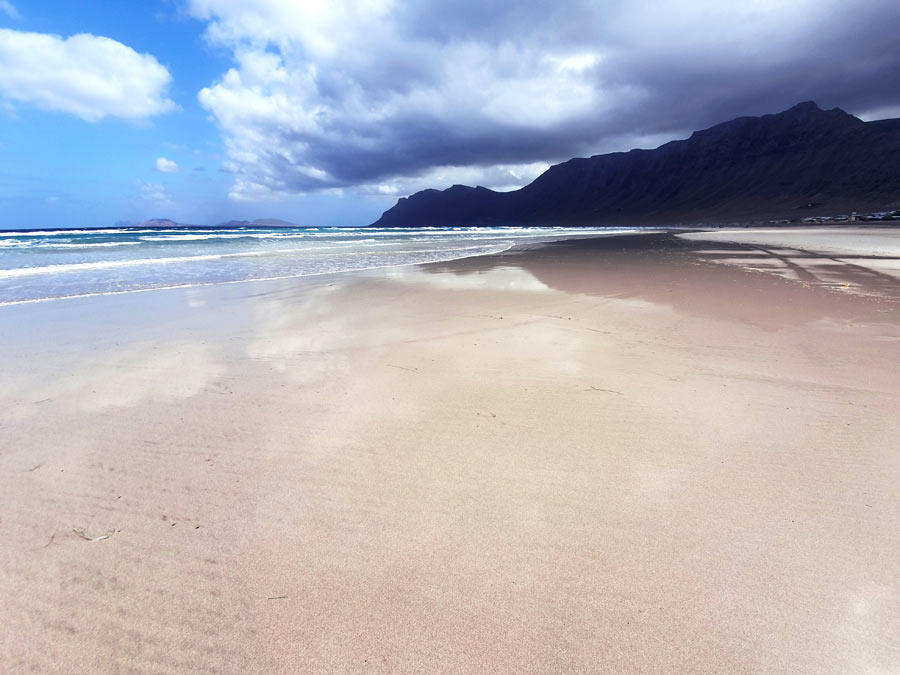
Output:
(1, 229), (899, 673)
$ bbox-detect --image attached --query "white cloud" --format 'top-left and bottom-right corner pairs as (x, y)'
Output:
(358, 162), (552, 198)
(137, 180), (172, 205)
(0, 28), (176, 121)
(189, 0), (900, 202)
(857, 104), (900, 122)
(192, 2), (627, 199)
(155, 157), (179, 173)
(0, 1), (21, 20)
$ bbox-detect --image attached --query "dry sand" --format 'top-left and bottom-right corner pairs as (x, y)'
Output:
(1, 230), (899, 673)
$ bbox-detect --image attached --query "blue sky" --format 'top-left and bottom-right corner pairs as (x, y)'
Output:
(1, 0), (899, 229)
(0, 1), (387, 228)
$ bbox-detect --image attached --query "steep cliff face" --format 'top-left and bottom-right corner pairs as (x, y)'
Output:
(373, 102), (900, 226)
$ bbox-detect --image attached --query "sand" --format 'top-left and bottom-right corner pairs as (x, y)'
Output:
(677, 227), (900, 294)
(1, 230), (899, 673)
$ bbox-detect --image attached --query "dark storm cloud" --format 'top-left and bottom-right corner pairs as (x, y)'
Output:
(602, 1), (900, 133)
(191, 0), (900, 199)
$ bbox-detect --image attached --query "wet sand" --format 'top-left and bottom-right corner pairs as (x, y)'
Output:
(678, 228), (900, 297)
(1, 230), (899, 673)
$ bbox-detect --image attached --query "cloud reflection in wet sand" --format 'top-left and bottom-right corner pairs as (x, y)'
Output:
(387, 265), (551, 293)
(0, 341), (224, 418)
(245, 284), (352, 385)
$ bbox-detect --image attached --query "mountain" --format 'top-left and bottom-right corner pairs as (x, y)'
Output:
(372, 102), (900, 227)
(136, 218), (191, 228)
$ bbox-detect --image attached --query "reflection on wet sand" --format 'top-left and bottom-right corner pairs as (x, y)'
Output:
(423, 232), (900, 329)
(388, 264), (551, 293)
(0, 340), (224, 420)
(246, 284), (348, 375)
(679, 228), (900, 296)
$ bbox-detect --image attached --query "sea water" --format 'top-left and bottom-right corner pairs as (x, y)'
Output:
(0, 225), (637, 305)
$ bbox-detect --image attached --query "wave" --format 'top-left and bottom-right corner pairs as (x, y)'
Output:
(0, 226), (634, 248)
(50, 241), (143, 248)
(0, 231), (608, 250)
(0, 253), (236, 278)
(137, 232), (321, 241)
(0, 227), (285, 238)
(135, 231), (413, 241)
(0, 242), (499, 279)
(0, 249), (318, 278)
(0, 243), (516, 306)
(0, 240), (144, 249)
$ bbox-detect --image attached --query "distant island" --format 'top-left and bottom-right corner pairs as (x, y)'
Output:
(372, 102), (900, 227)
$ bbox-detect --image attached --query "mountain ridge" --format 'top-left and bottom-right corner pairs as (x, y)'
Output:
(372, 102), (900, 227)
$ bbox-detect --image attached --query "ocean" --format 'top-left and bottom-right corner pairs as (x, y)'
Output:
(0, 225), (639, 305)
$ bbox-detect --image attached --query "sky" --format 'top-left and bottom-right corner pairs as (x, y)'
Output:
(1, 0), (899, 229)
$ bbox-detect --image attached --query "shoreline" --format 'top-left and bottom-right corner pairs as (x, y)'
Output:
(0, 228), (658, 308)
(5, 224), (898, 308)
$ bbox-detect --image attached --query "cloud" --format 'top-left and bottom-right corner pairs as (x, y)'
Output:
(190, 0), (900, 201)
(357, 161), (552, 199)
(137, 180), (172, 204)
(155, 156), (179, 172)
(0, 1), (21, 20)
(0, 98), (15, 119)
(0, 28), (176, 121)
